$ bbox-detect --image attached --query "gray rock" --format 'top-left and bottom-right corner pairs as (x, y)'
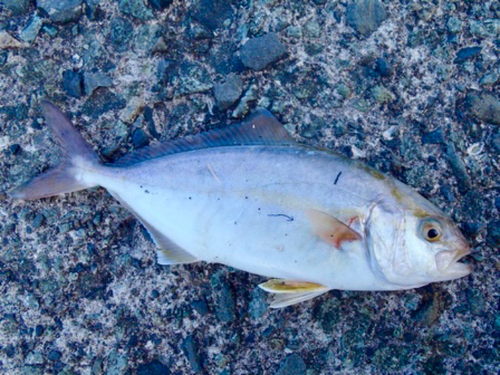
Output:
(486, 221), (500, 247)
(466, 92), (500, 125)
(276, 353), (307, 375)
(240, 33), (287, 71)
(1, 0), (29, 15)
(479, 72), (499, 86)
(214, 74), (243, 111)
(454, 46), (482, 64)
(20, 16), (44, 44)
(172, 62), (212, 96)
(37, 0), (83, 24)
(372, 85), (395, 103)
(83, 72), (113, 96)
(248, 286), (268, 320)
(303, 18), (321, 39)
(132, 128), (149, 149)
(232, 84), (258, 118)
(347, 0), (388, 37)
(189, 0), (233, 31)
(147, 0), (173, 10)
(108, 18), (134, 52)
(63, 70), (83, 98)
(447, 17), (463, 34)
(118, 0), (153, 20)
(445, 143), (470, 193)
(422, 127), (444, 145)
(210, 271), (236, 322)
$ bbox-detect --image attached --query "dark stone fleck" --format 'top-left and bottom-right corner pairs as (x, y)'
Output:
(132, 129), (149, 149)
(276, 353), (307, 375)
(346, 0), (388, 37)
(4, 344), (15, 358)
(189, 0), (233, 31)
(214, 74), (243, 110)
(37, 0), (83, 24)
(0, 51), (7, 66)
(421, 127), (444, 145)
(495, 197), (500, 210)
(181, 335), (202, 373)
(48, 349), (62, 361)
(35, 325), (44, 337)
(192, 299), (209, 316)
(81, 88), (126, 118)
(462, 222), (484, 237)
(445, 143), (470, 193)
(118, 0), (153, 20)
(240, 33), (287, 71)
(137, 359), (170, 375)
(375, 57), (392, 76)
(210, 272), (236, 322)
(486, 221), (500, 248)
(466, 288), (485, 315)
(147, 0), (173, 10)
(63, 70), (83, 98)
(466, 91), (500, 125)
(151, 289), (159, 299)
(9, 143), (21, 155)
(454, 47), (482, 64)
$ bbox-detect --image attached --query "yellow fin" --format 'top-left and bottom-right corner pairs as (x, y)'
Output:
(258, 279), (328, 294)
(306, 209), (361, 249)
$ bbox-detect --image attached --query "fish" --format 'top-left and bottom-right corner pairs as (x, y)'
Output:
(9, 100), (472, 308)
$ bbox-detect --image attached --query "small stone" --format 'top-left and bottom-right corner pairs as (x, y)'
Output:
(422, 127), (444, 144)
(42, 25), (58, 37)
(276, 353), (307, 375)
(118, 0), (153, 20)
(83, 72), (113, 96)
(466, 91), (500, 125)
(120, 97), (144, 124)
(35, 325), (44, 337)
(479, 72), (499, 86)
(303, 18), (321, 39)
(32, 214), (45, 229)
(4, 344), (15, 358)
(0, 51), (7, 66)
(453, 46), (482, 64)
(1, 0), (30, 15)
(192, 299), (208, 315)
(189, 0), (233, 31)
(181, 336), (202, 373)
(9, 143), (21, 155)
(486, 221), (500, 248)
(375, 57), (392, 76)
(372, 85), (395, 103)
(147, 0), (173, 10)
(214, 74), (243, 111)
(232, 84), (258, 118)
(336, 83), (351, 99)
(286, 26), (302, 40)
(37, 0), (83, 24)
(26, 351), (44, 365)
(48, 350), (62, 361)
(58, 222), (73, 234)
(136, 360), (170, 375)
(211, 272), (236, 322)
(249, 287), (268, 320)
(63, 70), (83, 98)
(20, 16), (44, 44)
(495, 197), (500, 210)
(445, 143), (470, 193)
(108, 18), (134, 53)
(347, 0), (388, 37)
(132, 128), (149, 149)
(240, 33), (287, 71)
(172, 62), (212, 96)
(0, 31), (27, 49)
(447, 17), (463, 34)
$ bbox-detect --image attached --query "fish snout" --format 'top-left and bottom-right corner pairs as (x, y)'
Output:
(435, 240), (472, 280)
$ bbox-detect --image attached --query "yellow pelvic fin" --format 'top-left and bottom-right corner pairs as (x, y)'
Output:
(306, 209), (361, 249)
(258, 279), (328, 294)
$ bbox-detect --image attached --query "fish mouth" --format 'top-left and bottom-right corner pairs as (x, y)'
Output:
(438, 246), (472, 280)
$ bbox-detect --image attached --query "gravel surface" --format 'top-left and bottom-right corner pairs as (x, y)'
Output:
(1, 0), (499, 374)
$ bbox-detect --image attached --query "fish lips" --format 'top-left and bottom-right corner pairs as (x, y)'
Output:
(435, 245), (472, 280)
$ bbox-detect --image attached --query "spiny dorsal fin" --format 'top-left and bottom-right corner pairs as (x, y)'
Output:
(306, 209), (362, 250)
(112, 108), (293, 167)
(109, 191), (198, 265)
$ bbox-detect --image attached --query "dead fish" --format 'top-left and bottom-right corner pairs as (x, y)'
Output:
(9, 100), (471, 308)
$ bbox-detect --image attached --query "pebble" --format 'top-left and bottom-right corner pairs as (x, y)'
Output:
(189, 0), (234, 31)
(486, 221), (500, 247)
(445, 143), (470, 193)
(346, 0), (388, 37)
(47, 349), (62, 361)
(172, 62), (212, 96)
(454, 46), (482, 64)
(132, 128), (149, 149)
(83, 72), (113, 96)
(214, 74), (244, 111)
(375, 57), (393, 77)
(120, 97), (144, 124)
(447, 17), (463, 34)
(210, 272), (236, 322)
(0, 31), (27, 49)
(2, 0), (30, 15)
(276, 353), (307, 375)
(479, 72), (499, 86)
(372, 85), (395, 103)
(240, 33), (287, 71)
(466, 91), (500, 125)
(232, 84), (258, 118)
(181, 335), (202, 373)
(20, 16), (44, 44)
(303, 18), (321, 39)
(37, 0), (83, 24)
(136, 360), (170, 375)
(63, 70), (83, 98)
(421, 127), (444, 144)
(248, 287), (268, 320)
(118, 0), (153, 20)
(148, 0), (173, 10)
(108, 18), (134, 53)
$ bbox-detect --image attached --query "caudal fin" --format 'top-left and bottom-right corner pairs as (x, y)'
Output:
(9, 100), (101, 200)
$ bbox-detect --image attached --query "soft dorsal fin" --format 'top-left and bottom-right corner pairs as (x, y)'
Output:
(306, 209), (362, 250)
(112, 108), (294, 167)
(108, 191), (198, 265)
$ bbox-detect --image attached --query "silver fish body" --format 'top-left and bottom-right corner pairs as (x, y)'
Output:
(9, 101), (471, 308)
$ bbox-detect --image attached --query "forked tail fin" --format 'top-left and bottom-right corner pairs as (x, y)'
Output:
(9, 100), (101, 200)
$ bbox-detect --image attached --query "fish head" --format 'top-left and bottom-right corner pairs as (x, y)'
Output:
(365, 194), (471, 288)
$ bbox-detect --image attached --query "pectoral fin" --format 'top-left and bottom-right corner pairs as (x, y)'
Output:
(306, 209), (361, 249)
(258, 279), (330, 308)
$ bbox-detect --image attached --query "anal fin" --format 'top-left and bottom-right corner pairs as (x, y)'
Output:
(258, 279), (330, 308)
(109, 191), (198, 265)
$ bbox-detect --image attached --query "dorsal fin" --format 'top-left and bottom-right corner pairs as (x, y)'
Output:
(112, 108), (293, 167)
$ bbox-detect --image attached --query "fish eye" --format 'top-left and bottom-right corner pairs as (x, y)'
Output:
(420, 219), (442, 242)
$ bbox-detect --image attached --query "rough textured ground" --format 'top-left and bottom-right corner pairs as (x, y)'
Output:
(0, 0), (499, 374)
